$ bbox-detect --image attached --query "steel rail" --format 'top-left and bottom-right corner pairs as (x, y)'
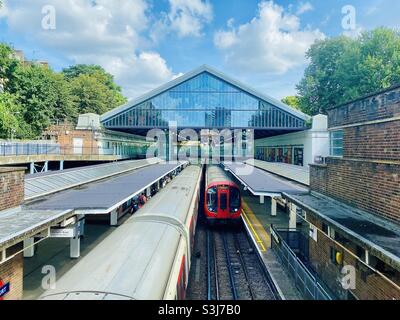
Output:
(222, 231), (238, 300)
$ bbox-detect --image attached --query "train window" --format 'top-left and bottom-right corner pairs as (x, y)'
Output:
(220, 193), (228, 211)
(229, 187), (240, 213)
(207, 187), (218, 213)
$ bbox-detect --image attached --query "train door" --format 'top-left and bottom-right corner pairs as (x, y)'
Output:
(218, 188), (229, 218)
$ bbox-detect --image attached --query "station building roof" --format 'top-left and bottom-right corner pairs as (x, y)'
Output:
(25, 158), (159, 200)
(223, 162), (309, 197)
(0, 207), (74, 253)
(244, 159), (310, 186)
(25, 162), (185, 214)
(101, 65), (310, 138)
(284, 192), (400, 270)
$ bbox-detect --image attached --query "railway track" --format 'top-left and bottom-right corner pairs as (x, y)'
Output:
(206, 223), (279, 300)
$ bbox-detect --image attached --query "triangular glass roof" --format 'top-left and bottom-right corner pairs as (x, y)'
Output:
(101, 66), (308, 130)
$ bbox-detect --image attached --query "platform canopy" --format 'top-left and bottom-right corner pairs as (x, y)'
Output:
(101, 65), (310, 138)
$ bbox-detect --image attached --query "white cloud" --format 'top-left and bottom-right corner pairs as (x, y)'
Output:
(1, 0), (179, 99)
(296, 2), (314, 15)
(214, 1), (325, 75)
(152, 0), (213, 41)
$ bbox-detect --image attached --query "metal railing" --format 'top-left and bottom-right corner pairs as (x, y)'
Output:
(0, 142), (147, 158)
(270, 226), (333, 300)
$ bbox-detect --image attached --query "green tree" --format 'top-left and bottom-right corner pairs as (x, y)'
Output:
(281, 96), (301, 111)
(8, 64), (76, 137)
(70, 73), (111, 115)
(0, 92), (23, 139)
(297, 28), (400, 115)
(63, 64), (127, 108)
(0, 43), (20, 91)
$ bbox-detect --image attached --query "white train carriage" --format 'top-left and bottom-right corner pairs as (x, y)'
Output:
(40, 165), (202, 300)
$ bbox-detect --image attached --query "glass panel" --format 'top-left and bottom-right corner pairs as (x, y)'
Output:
(103, 72), (305, 130)
(206, 187), (218, 213)
(229, 187), (241, 213)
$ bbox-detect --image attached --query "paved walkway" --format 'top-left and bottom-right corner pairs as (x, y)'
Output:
(241, 191), (304, 300)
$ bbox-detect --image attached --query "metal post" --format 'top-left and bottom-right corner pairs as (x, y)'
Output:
(110, 209), (118, 226)
(289, 203), (297, 229)
(271, 197), (277, 216)
(23, 238), (35, 258)
(70, 236), (80, 259)
(30, 162), (35, 175)
(60, 160), (64, 171)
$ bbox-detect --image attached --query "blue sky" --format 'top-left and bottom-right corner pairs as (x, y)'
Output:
(0, 0), (399, 101)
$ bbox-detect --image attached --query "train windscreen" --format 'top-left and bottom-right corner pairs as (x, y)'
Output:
(229, 187), (241, 213)
(206, 187), (218, 213)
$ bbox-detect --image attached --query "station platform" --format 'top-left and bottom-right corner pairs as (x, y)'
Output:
(244, 159), (310, 186)
(240, 190), (304, 300)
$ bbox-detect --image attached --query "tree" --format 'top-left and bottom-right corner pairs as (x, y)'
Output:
(63, 64), (127, 108)
(70, 73), (111, 115)
(0, 43), (20, 91)
(297, 28), (400, 115)
(0, 93), (23, 139)
(8, 64), (76, 137)
(281, 96), (301, 111)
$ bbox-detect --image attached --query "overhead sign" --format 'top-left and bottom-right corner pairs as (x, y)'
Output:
(0, 281), (10, 300)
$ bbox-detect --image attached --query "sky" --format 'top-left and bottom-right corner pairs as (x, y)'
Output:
(0, 0), (399, 101)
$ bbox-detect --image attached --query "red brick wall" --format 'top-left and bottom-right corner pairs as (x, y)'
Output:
(309, 164), (328, 194)
(306, 213), (400, 300)
(344, 120), (400, 161)
(0, 254), (23, 300)
(328, 86), (400, 128)
(310, 158), (400, 223)
(0, 168), (25, 211)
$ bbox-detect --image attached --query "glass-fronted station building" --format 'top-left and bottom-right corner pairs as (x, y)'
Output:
(101, 66), (310, 139)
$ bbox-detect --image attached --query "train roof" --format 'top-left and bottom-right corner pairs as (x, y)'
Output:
(206, 165), (236, 188)
(41, 165), (202, 300)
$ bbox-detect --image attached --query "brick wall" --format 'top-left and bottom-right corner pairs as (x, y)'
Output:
(44, 124), (100, 155)
(344, 120), (400, 160)
(306, 212), (400, 300)
(0, 167), (25, 211)
(0, 254), (23, 300)
(310, 158), (400, 223)
(328, 85), (400, 128)
(309, 164), (328, 194)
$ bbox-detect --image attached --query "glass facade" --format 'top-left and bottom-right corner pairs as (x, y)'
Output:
(102, 72), (306, 130)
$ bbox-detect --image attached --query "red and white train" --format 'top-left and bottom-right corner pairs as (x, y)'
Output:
(204, 165), (242, 223)
(41, 165), (202, 300)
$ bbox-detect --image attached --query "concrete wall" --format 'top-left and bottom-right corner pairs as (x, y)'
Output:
(255, 114), (329, 167)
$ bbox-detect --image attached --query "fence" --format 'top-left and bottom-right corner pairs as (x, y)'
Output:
(270, 226), (333, 300)
(0, 142), (146, 158)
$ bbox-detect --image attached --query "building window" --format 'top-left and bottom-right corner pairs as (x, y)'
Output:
(322, 222), (329, 235)
(330, 130), (343, 157)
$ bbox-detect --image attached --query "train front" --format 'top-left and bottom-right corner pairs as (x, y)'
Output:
(204, 166), (242, 223)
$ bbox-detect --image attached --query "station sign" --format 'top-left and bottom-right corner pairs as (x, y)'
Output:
(0, 281), (10, 300)
(50, 227), (76, 238)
